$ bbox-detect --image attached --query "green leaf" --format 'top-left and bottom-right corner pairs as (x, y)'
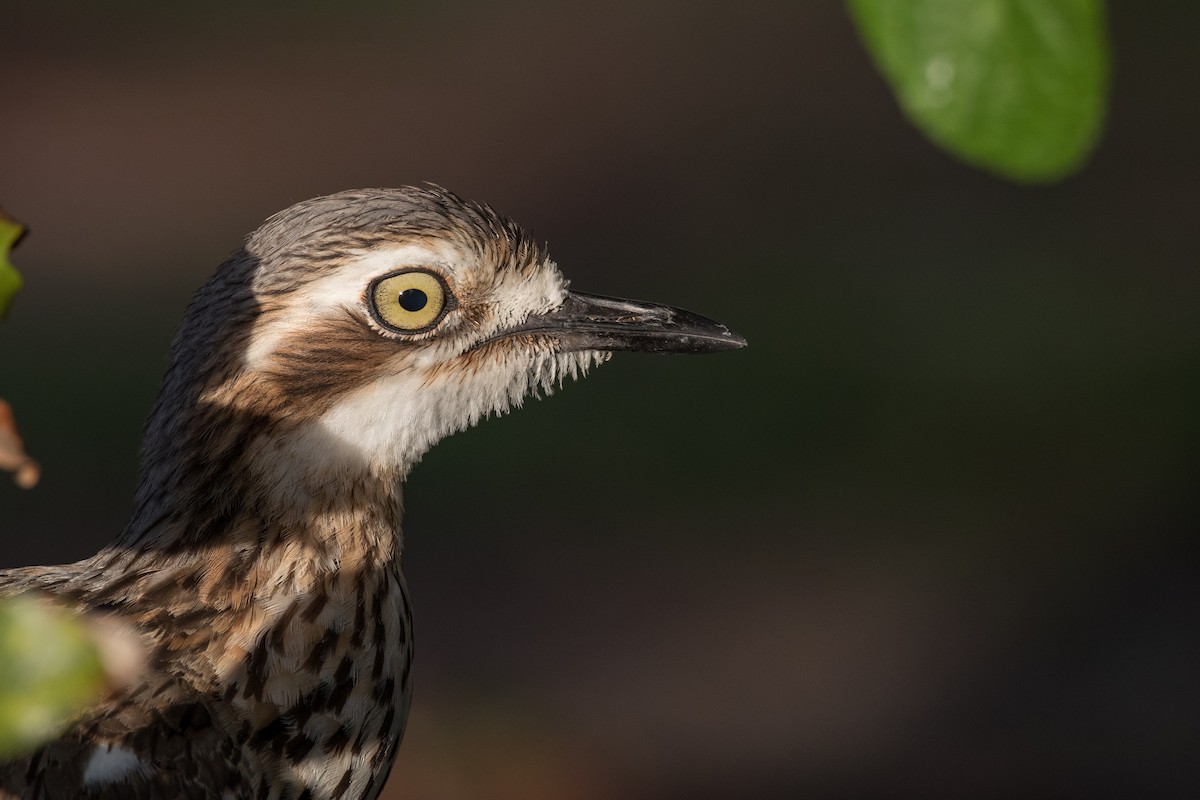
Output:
(0, 596), (107, 757)
(848, 0), (1109, 182)
(0, 209), (26, 318)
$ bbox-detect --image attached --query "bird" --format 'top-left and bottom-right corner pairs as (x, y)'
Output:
(0, 186), (745, 800)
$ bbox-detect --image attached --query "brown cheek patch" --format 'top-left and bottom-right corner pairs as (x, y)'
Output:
(261, 309), (409, 421)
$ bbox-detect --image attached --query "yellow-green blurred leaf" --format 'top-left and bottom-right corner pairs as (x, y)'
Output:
(848, 0), (1109, 182)
(0, 596), (107, 757)
(0, 208), (25, 318)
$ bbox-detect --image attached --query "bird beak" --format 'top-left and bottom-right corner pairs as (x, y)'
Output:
(503, 291), (747, 354)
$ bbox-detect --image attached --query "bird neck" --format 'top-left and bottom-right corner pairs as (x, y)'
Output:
(113, 467), (406, 604)
(101, 475), (405, 620)
(120, 461), (405, 563)
(118, 363), (409, 562)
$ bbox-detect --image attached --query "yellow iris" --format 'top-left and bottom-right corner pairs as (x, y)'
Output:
(370, 270), (449, 332)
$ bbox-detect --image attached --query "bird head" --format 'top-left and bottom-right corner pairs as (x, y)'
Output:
(132, 187), (743, 536)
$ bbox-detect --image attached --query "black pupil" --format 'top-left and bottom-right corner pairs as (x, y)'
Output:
(398, 288), (428, 312)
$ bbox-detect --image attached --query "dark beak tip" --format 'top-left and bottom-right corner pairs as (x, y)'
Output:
(694, 327), (746, 353)
(722, 326), (748, 349)
(670, 327), (746, 355)
(692, 317), (746, 353)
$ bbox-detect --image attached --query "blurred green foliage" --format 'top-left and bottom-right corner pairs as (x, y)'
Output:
(0, 210), (24, 318)
(848, 0), (1109, 182)
(0, 596), (106, 757)
(1, 211), (102, 758)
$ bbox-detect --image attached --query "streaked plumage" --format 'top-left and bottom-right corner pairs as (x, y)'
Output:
(0, 186), (743, 799)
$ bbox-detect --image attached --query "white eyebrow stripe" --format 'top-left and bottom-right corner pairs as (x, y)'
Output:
(243, 243), (457, 371)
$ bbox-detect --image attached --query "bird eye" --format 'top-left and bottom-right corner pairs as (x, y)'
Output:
(369, 270), (451, 333)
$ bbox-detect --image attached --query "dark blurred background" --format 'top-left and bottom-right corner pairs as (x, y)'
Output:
(2, 2), (1198, 797)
